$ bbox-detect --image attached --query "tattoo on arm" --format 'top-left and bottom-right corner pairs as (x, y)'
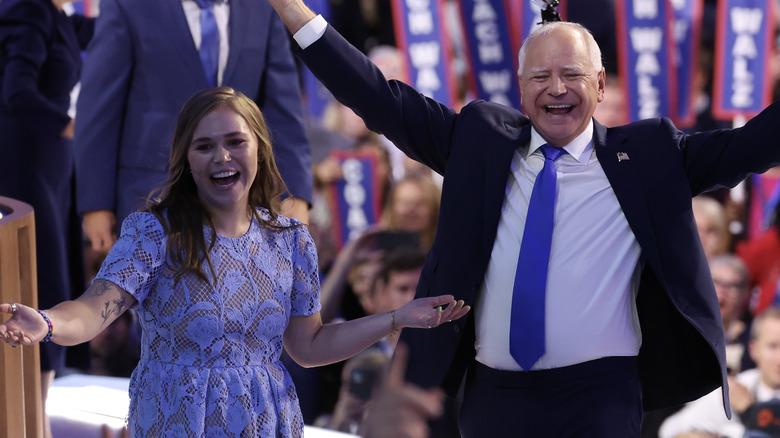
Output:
(90, 279), (113, 296)
(99, 297), (127, 328)
(95, 280), (127, 329)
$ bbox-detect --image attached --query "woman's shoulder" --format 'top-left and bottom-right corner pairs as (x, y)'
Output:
(255, 207), (304, 228)
(122, 211), (166, 235)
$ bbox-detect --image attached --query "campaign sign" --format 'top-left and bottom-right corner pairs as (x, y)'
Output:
(328, 150), (382, 251)
(615, 0), (676, 122)
(713, 0), (775, 119)
(671, 0), (703, 128)
(459, 0), (522, 109)
(301, 0), (333, 122)
(392, 0), (457, 106)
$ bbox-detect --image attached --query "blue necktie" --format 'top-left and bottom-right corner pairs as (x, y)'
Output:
(510, 145), (565, 370)
(193, 0), (219, 87)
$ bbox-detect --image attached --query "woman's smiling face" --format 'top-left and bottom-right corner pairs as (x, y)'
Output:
(187, 106), (258, 215)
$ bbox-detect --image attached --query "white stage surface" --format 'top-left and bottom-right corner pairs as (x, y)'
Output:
(48, 374), (356, 438)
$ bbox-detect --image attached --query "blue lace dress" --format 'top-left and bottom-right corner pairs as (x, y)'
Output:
(95, 209), (321, 437)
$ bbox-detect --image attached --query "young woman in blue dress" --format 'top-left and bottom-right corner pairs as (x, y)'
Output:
(0, 86), (469, 437)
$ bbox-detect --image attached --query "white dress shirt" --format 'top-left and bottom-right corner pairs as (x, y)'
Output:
(475, 123), (643, 371)
(182, 0), (230, 86)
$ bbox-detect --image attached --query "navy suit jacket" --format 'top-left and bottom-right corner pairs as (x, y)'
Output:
(300, 26), (780, 414)
(74, 0), (312, 223)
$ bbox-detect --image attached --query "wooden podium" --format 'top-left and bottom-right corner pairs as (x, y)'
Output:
(0, 196), (43, 438)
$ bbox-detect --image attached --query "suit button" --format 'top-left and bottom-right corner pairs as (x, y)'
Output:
(453, 325), (460, 334)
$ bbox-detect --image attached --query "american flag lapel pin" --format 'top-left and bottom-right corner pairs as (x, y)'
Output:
(617, 152), (630, 162)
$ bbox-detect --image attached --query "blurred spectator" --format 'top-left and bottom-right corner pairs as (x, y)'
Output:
(366, 247), (427, 354)
(358, 343), (445, 438)
(693, 196), (730, 260)
(593, 73), (626, 127)
(737, 201), (780, 316)
(709, 255), (752, 374)
(382, 176), (441, 252)
(320, 230), (385, 324)
(659, 307), (780, 438)
(305, 232), (422, 423)
(315, 348), (389, 434)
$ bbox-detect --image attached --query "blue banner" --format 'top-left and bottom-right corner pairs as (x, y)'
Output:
(328, 151), (382, 251)
(713, 0), (775, 119)
(459, 0), (522, 109)
(615, 0), (676, 122)
(391, 0), (456, 106)
(671, 0), (703, 128)
(301, 0), (333, 122)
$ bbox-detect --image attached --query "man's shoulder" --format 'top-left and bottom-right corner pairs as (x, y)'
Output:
(459, 100), (529, 131)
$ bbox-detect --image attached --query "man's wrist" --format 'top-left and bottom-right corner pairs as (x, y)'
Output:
(292, 14), (326, 49)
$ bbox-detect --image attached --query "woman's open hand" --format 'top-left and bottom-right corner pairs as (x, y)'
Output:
(395, 295), (470, 330)
(0, 303), (48, 347)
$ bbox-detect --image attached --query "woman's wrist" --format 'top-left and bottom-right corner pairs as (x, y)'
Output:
(35, 310), (53, 342)
(389, 310), (399, 333)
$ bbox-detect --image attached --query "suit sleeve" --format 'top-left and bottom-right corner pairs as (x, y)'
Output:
(297, 25), (456, 175)
(0, 1), (71, 139)
(73, 0), (133, 214)
(257, 12), (313, 204)
(676, 100), (780, 195)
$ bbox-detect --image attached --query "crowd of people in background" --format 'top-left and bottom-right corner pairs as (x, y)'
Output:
(4, 0), (780, 436)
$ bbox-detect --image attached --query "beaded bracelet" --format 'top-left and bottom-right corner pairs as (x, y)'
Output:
(36, 310), (53, 343)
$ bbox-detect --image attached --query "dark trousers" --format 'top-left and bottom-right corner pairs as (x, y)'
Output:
(458, 357), (642, 438)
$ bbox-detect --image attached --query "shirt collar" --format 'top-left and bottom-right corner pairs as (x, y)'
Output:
(527, 119), (594, 164)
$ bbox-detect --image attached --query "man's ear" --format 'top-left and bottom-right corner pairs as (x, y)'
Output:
(597, 68), (606, 103)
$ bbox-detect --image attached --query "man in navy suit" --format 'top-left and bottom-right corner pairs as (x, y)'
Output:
(74, 0), (312, 253)
(268, 0), (780, 436)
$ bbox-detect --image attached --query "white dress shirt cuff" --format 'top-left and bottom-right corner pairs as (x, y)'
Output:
(293, 14), (327, 49)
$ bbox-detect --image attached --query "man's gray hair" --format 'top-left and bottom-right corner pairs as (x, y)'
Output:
(517, 21), (603, 77)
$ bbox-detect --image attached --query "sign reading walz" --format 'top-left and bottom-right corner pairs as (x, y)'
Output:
(713, 0), (775, 120)
(615, 0), (677, 122)
(391, 0), (458, 107)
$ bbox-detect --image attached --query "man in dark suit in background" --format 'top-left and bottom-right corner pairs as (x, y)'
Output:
(75, 0), (312, 254)
(266, 0), (780, 435)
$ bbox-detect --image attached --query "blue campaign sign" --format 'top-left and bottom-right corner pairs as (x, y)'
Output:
(713, 0), (774, 119)
(328, 150), (382, 251)
(615, 0), (676, 122)
(301, 0), (333, 122)
(459, 0), (522, 110)
(391, 0), (456, 107)
(671, 0), (703, 128)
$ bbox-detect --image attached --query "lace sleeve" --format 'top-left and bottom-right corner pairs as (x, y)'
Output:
(290, 224), (321, 317)
(95, 212), (167, 304)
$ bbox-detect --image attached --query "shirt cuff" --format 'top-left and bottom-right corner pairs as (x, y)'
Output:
(293, 14), (327, 50)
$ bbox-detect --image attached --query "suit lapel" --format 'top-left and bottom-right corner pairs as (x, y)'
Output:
(161, 0), (210, 87)
(222, 0), (250, 85)
(594, 121), (662, 275)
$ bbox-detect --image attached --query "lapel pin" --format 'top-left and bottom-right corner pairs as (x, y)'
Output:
(617, 152), (630, 162)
